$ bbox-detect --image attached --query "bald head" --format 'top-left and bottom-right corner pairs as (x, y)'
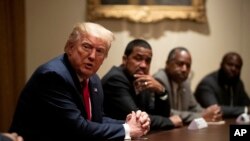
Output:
(165, 47), (192, 84)
(221, 52), (242, 66)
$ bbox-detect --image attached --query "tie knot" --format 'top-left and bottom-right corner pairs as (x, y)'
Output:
(81, 79), (89, 88)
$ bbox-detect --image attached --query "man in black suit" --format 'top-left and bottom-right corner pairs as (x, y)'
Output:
(195, 52), (250, 118)
(9, 22), (150, 141)
(102, 39), (183, 130)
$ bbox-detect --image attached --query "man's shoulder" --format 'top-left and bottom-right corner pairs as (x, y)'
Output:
(101, 66), (131, 87)
(102, 66), (124, 79)
(35, 55), (70, 76)
(37, 55), (64, 69)
(200, 71), (218, 82)
(153, 69), (166, 78)
(196, 71), (219, 89)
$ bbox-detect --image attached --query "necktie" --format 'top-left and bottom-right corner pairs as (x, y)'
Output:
(171, 83), (179, 110)
(229, 86), (234, 106)
(82, 80), (91, 120)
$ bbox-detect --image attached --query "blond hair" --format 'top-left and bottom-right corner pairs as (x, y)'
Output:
(65, 22), (115, 56)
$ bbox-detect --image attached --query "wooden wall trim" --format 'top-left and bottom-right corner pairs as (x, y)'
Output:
(0, 0), (25, 131)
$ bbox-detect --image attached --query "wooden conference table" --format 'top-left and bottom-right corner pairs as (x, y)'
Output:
(139, 119), (238, 141)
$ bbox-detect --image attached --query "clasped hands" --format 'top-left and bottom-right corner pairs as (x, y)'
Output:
(125, 110), (151, 138)
(202, 104), (223, 122)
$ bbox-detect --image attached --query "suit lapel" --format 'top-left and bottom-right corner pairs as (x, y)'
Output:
(88, 76), (102, 122)
(61, 54), (87, 117)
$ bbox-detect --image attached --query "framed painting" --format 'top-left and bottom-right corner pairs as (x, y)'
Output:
(86, 0), (206, 23)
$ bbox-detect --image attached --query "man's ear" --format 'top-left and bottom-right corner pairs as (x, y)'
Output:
(65, 41), (74, 54)
(220, 61), (223, 68)
(122, 55), (127, 65)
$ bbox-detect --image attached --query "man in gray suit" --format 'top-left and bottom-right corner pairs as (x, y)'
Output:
(154, 47), (222, 123)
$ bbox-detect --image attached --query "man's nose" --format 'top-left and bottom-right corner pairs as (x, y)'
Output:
(181, 65), (188, 72)
(139, 60), (148, 68)
(231, 65), (237, 71)
(88, 48), (96, 59)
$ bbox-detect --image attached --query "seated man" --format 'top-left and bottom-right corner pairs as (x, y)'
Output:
(102, 39), (183, 130)
(195, 52), (250, 118)
(154, 47), (222, 123)
(9, 22), (150, 141)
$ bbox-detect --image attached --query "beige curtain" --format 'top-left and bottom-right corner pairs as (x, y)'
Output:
(0, 0), (25, 131)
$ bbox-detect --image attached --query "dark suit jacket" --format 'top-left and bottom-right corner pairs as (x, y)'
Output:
(194, 70), (250, 118)
(9, 54), (125, 141)
(102, 66), (174, 130)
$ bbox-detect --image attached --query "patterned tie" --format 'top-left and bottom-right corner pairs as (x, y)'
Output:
(82, 80), (91, 120)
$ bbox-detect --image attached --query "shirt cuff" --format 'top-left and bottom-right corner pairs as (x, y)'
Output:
(123, 123), (131, 140)
(244, 106), (248, 114)
(160, 94), (168, 100)
(158, 87), (168, 100)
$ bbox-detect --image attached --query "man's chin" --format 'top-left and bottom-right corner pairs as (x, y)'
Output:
(178, 77), (188, 83)
(80, 69), (95, 78)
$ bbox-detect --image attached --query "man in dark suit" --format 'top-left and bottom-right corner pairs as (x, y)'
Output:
(195, 52), (250, 118)
(9, 22), (150, 141)
(102, 39), (183, 130)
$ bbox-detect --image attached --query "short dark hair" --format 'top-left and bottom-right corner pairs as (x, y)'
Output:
(167, 47), (189, 63)
(124, 39), (152, 56)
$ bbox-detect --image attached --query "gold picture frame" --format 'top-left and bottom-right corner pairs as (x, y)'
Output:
(87, 0), (206, 23)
